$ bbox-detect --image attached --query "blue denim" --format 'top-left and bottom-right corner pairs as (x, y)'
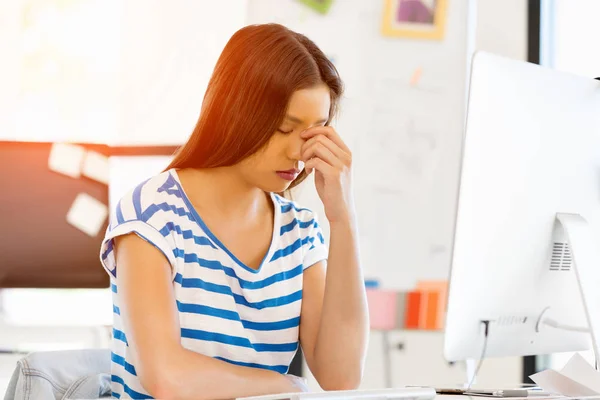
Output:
(3, 349), (111, 400)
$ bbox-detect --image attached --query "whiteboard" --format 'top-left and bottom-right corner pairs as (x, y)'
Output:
(247, 0), (475, 289)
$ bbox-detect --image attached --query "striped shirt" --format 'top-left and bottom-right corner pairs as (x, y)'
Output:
(99, 169), (327, 399)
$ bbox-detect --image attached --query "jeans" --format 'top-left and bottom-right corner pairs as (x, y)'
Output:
(3, 349), (111, 400)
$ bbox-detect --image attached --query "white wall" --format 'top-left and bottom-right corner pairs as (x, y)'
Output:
(0, 0), (530, 143)
(0, 0), (21, 139)
(474, 0), (528, 61)
(118, 0), (248, 146)
(551, 0), (600, 77)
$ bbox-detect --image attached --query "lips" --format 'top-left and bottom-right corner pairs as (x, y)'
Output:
(278, 169), (300, 175)
(276, 169), (300, 181)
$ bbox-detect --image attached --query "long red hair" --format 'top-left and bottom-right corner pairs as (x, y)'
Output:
(166, 23), (343, 189)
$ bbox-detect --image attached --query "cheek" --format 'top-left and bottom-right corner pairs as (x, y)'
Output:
(262, 137), (288, 157)
(241, 146), (276, 171)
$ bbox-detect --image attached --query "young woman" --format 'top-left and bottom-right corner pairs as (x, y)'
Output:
(100, 23), (368, 399)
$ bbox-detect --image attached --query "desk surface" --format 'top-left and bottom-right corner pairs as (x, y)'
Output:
(438, 396), (600, 400)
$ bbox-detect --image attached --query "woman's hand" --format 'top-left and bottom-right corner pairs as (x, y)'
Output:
(301, 127), (354, 223)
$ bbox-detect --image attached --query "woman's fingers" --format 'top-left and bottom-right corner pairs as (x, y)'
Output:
(302, 140), (344, 171)
(301, 134), (350, 167)
(301, 126), (351, 155)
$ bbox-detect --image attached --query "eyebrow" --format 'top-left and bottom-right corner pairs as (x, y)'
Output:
(285, 115), (328, 125)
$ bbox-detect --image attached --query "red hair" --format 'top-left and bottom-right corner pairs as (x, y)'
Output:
(166, 23), (343, 189)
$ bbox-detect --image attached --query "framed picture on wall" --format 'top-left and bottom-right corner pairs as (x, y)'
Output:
(297, 0), (334, 15)
(381, 0), (448, 40)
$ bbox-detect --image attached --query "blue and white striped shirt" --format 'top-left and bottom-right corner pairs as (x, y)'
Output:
(100, 169), (327, 399)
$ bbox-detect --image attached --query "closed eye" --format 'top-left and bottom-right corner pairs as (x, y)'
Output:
(277, 128), (293, 134)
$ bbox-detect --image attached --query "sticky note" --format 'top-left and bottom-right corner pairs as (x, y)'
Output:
(82, 150), (110, 185)
(410, 67), (423, 86)
(66, 193), (108, 237)
(48, 143), (86, 178)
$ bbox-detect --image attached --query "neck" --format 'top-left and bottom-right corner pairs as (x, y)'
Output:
(180, 167), (270, 219)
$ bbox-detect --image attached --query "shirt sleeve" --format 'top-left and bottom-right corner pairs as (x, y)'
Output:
(99, 189), (179, 281)
(302, 211), (328, 270)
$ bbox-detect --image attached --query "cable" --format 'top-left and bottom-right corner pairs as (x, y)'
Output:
(467, 320), (490, 390)
(542, 318), (589, 333)
(542, 318), (598, 371)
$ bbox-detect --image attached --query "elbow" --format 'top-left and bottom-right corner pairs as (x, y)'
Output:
(138, 356), (187, 400)
(320, 378), (362, 392)
(139, 370), (179, 400)
(318, 370), (363, 392)
(140, 364), (218, 400)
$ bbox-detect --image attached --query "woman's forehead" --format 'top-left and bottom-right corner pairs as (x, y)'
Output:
(286, 85), (331, 124)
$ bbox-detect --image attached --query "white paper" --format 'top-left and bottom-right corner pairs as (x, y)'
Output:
(66, 193), (108, 237)
(530, 369), (598, 397)
(48, 143), (86, 178)
(82, 150), (110, 185)
(530, 353), (600, 397)
(560, 353), (600, 393)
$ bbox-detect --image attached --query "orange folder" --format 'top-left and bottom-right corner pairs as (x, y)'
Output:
(423, 291), (440, 330)
(416, 280), (448, 329)
(404, 291), (422, 329)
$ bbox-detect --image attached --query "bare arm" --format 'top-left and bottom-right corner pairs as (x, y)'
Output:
(115, 233), (301, 400)
(299, 126), (370, 390)
(299, 218), (369, 391)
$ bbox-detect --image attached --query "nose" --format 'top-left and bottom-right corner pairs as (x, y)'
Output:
(286, 131), (304, 162)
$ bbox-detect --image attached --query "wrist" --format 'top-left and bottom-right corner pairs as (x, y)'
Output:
(328, 210), (357, 228)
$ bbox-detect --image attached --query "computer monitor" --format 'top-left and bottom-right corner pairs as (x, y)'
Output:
(444, 52), (600, 363)
(0, 141), (110, 288)
(0, 143), (176, 289)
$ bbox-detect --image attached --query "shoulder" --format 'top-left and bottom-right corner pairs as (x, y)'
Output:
(272, 193), (324, 246)
(111, 170), (181, 226)
(272, 195), (328, 267)
(273, 193), (315, 217)
(272, 193), (318, 224)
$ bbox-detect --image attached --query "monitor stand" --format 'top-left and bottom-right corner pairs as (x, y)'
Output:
(549, 213), (600, 368)
(464, 358), (476, 388)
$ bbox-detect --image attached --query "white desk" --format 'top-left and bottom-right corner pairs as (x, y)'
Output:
(438, 396), (599, 400)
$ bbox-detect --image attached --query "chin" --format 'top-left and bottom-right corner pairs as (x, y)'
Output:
(268, 182), (292, 193)
(254, 177), (292, 194)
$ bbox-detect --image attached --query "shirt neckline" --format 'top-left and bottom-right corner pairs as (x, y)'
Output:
(169, 169), (280, 274)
